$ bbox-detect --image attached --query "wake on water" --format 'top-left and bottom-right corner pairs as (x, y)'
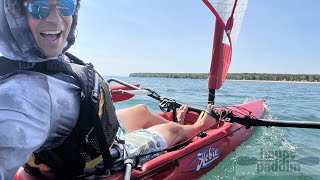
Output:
(200, 105), (300, 180)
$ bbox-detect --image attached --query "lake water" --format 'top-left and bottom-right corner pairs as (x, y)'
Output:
(106, 76), (320, 180)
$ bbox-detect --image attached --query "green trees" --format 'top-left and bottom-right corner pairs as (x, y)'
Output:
(129, 73), (320, 82)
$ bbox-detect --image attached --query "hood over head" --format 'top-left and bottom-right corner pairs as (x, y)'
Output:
(0, 0), (80, 62)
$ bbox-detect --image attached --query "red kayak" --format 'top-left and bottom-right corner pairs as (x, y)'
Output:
(15, 97), (266, 180)
(109, 99), (266, 180)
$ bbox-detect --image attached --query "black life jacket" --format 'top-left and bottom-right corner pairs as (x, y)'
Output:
(0, 52), (120, 178)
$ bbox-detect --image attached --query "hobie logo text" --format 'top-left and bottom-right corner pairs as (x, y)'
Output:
(185, 147), (224, 172)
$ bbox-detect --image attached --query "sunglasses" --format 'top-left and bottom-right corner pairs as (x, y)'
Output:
(24, 0), (76, 20)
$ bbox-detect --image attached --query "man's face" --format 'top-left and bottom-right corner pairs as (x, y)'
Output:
(26, 0), (73, 58)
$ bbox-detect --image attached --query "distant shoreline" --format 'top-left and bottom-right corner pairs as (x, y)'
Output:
(129, 73), (320, 83)
(227, 79), (320, 84)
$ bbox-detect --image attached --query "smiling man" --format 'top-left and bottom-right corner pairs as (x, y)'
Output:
(0, 0), (81, 179)
(0, 0), (216, 179)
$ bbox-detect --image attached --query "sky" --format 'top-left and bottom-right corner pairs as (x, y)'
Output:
(69, 0), (320, 76)
(13, 0), (320, 76)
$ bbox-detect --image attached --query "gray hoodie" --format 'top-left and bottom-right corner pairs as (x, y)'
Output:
(0, 0), (81, 179)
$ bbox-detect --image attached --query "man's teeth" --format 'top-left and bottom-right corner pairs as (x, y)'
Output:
(41, 31), (61, 35)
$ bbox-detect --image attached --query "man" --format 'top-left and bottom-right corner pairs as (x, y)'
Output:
(0, 0), (216, 179)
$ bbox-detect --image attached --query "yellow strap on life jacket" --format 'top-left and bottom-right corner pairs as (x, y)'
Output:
(84, 87), (105, 169)
(27, 154), (51, 172)
(98, 87), (104, 119)
(85, 85), (113, 169)
(85, 155), (103, 169)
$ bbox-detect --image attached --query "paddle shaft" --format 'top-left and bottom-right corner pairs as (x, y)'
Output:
(259, 119), (320, 129)
(108, 78), (320, 129)
(108, 78), (202, 113)
(230, 116), (320, 129)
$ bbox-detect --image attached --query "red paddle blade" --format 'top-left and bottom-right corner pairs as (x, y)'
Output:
(111, 84), (140, 102)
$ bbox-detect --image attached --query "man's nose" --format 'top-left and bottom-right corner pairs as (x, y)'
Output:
(44, 7), (62, 24)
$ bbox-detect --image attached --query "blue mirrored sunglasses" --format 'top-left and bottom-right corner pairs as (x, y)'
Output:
(24, 0), (76, 19)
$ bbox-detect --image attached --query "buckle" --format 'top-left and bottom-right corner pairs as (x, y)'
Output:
(91, 72), (100, 103)
(45, 61), (62, 72)
(91, 90), (100, 103)
(18, 61), (34, 69)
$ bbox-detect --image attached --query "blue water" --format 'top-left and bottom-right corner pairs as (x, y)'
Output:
(106, 76), (320, 180)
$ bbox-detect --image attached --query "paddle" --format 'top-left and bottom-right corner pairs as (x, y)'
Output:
(203, 0), (248, 104)
(110, 84), (141, 102)
(206, 108), (320, 129)
(109, 78), (320, 129)
(226, 115), (320, 129)
(108, 78), (203, 113)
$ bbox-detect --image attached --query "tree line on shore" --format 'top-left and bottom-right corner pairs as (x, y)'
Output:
(129, 73), (320, 82)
